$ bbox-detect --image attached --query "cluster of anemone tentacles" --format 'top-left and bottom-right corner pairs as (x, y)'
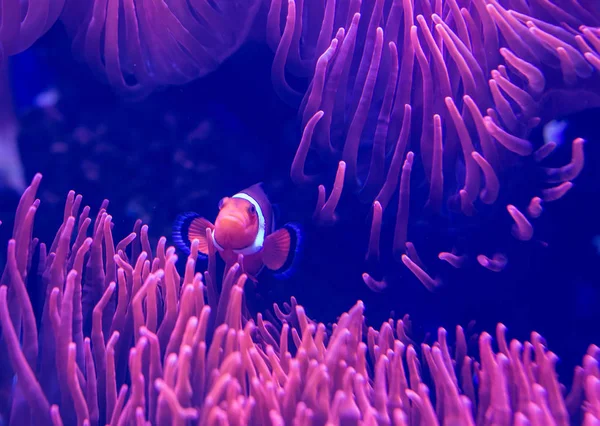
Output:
(2, 177), (600, 425)
(58, 0), (263, 97)
(267, 0), (599, 289)
(0, 0), (264, 191)
(0, 0), (599, 289)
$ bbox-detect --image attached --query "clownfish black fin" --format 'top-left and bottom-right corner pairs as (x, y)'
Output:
(172, 212), (214, 256)
(263, 223), (302, 278)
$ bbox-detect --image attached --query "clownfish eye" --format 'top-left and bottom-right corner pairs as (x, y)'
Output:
(248, 205), (256, 215)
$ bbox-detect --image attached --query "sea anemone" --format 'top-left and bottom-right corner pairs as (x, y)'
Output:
(0, 0), (66, 193)
(1, 175), (599, 424)
(268, 0), (599, 288)
(0, 0), (64, 58)
(59, 0), (263, 96)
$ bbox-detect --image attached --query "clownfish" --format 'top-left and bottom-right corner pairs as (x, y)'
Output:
(173, 183), (301, 281)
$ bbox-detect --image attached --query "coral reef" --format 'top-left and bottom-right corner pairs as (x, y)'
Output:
(60, 0), (263, 96)
(268, 0), (599, 286)
(0, 173), (599, 425)
(0, 0), (64, 58)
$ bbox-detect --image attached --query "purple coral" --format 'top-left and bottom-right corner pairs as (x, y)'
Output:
(1, 176), (600, 424)
(60, 0), (263, 96)
(0, 0), (64, 57)
(268, 0), (598, 288)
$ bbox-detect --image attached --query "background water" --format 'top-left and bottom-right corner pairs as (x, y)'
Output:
(1, 23), (599, 388)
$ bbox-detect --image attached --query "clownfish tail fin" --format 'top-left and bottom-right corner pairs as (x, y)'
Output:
(263, 222), (303, 279)
(172, 212), (213, 257)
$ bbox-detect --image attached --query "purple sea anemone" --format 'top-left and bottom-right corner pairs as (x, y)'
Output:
(268, 0), (599, 288)
(60, 0), (263, 96)
(1, 175), (600, 425)
(0, 0), (64, 58)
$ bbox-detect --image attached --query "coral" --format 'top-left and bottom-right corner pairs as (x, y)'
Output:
(0, 0), (64, 58)
(0, 175), (599, 425)
(268, 0), (598, 288)
(60, 0), (263, 96)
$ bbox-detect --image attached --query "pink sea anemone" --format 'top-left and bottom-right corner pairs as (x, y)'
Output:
(60, 0), (263, 96)
(0, 0), (64, 58)
(268, 0), (599, 288)
(1, 174), (600, 425)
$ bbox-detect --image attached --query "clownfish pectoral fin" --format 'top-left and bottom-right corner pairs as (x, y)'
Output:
(172, 212), (214, 256)
(262, 228), (290, 271)
(262, 223), (302, 277)
(188, 217), (214, 254)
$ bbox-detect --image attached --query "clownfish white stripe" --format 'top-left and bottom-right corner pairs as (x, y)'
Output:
(231, 192), (265, 255)
(210, 229), (225, 252)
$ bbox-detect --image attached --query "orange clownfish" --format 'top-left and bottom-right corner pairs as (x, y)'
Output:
(173, 183), (301, 281)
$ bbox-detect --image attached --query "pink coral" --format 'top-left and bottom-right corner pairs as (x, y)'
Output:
(268, 0), (598, 288)
(0, 0), (64, 57)
(60, 0), (263, 96)
(0, 175), (599, 425)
